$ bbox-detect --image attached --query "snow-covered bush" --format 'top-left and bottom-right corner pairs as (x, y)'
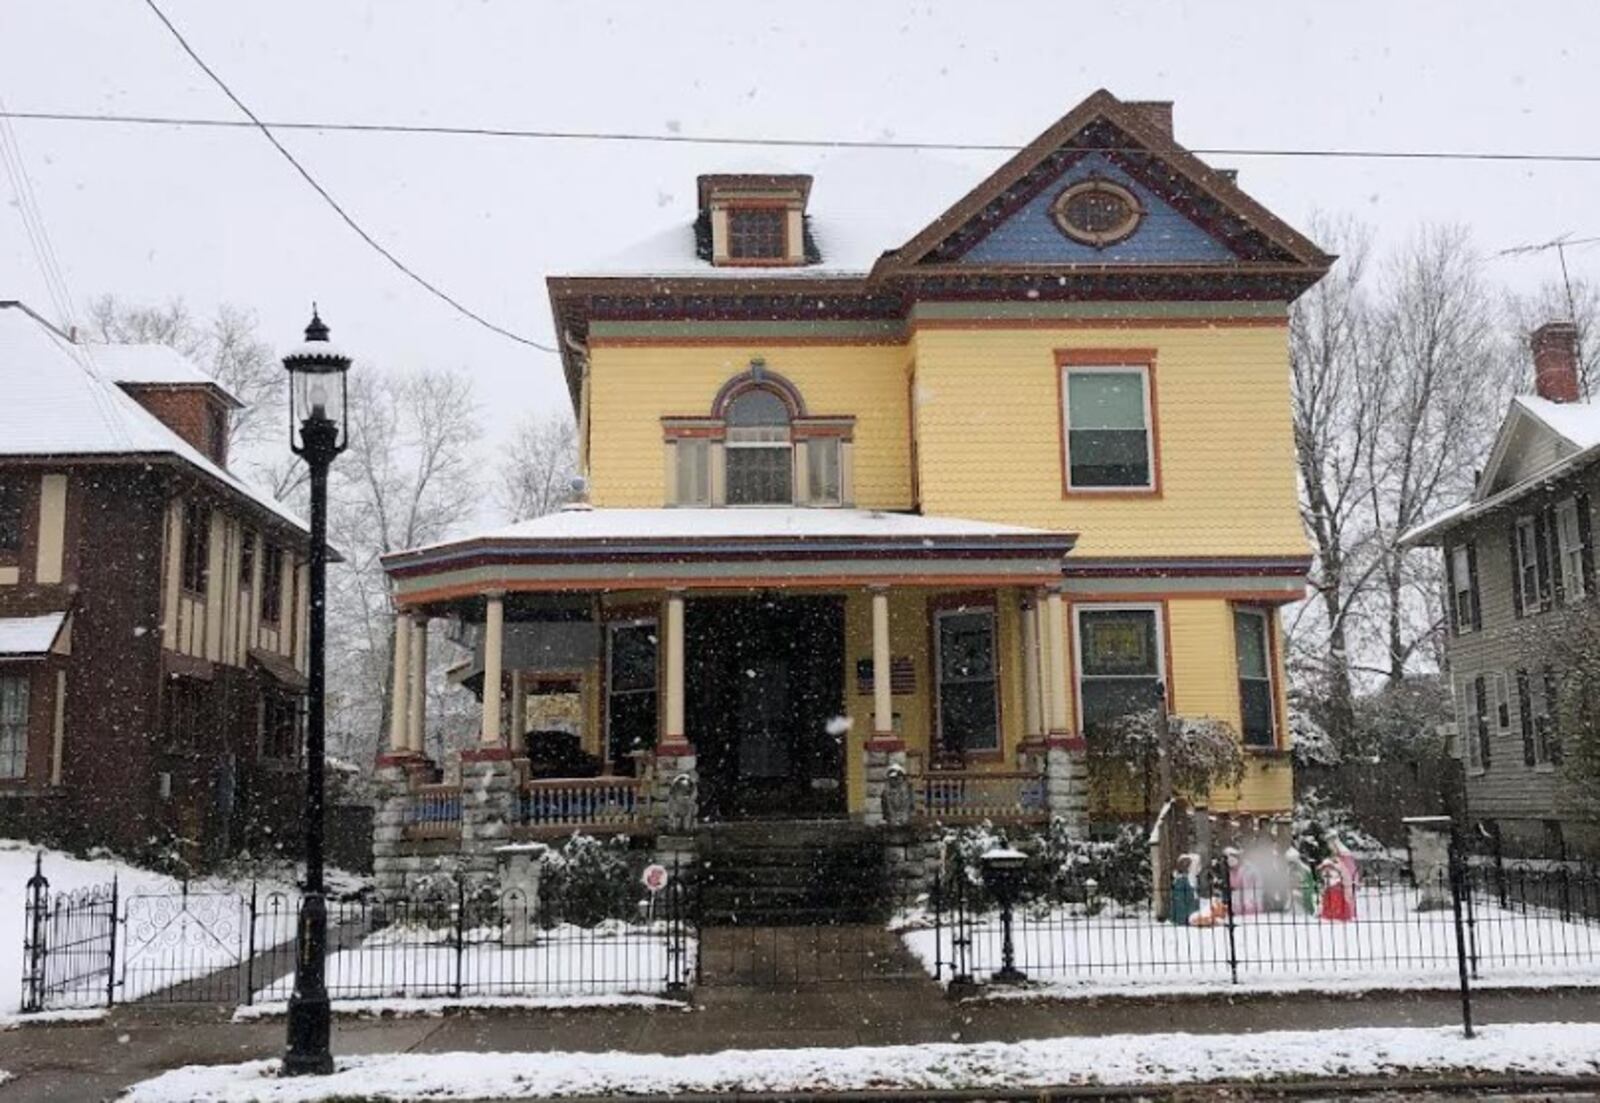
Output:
(1088, 708), (1246, 808)
(1292, 787), (1382, 865)
(538, 833), (638, 926)
(938, 819), (1149, 909)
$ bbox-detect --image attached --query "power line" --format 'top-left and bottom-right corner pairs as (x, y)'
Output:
(138, 0), (556, 353)
(6, 107), (1600, 165)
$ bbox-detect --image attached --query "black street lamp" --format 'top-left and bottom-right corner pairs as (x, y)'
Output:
(281, 307), (349, 1077)
(980, 846), (1028, 985)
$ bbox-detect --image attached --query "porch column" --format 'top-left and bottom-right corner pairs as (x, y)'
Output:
(387, 608), (411, 753)
(407, 612), (428, 755)
(870, 586), (893, 740)
(1021, 595), (1043, 743)
(1044, 589), (1070, 737)
(662, 590), (687, 748)
(481, 591), (505, 746)
(509, 669), (526, 749)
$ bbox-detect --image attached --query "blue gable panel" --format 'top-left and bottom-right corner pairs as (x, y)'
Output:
(957, 154), (1235, 265)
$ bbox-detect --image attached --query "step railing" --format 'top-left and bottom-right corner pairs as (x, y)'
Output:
(519, 776), (643, 831)
(404, 783), (462, 840)
(916, 770), (1048, 824)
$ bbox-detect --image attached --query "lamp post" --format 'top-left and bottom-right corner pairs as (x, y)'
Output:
(281, 308), (349, 1077)
(980, 846), (1028, 985)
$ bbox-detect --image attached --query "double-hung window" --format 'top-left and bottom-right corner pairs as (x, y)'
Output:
(260, 545), (285, 625)
(1514, 516), (1544, 611)
(181, 502), (209, 594)
(674, 439), (711, 506)
(1450, 545), (1477, 632)
(606, 620), (658, 771)
(934, 606), (999, 755)
(724, 390), (793, 505)
(1062, 364), (1154, 490)
(1555, 499), (1586, 601)
(1075, 606), (1164, 737)
(0, 676), (27, 779)
(806, 437), (843, 505)
(1233, 608), (1277, 748)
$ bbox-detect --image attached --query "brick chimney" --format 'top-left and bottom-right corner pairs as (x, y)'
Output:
(1531, 321), (1582, 404)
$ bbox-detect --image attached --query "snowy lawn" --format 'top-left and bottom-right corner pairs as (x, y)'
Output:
(123, 1022), (1600, 1101)
(899, 885), (1600, 998)
(249, 919), (697, 1003)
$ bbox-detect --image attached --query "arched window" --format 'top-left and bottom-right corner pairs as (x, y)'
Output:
(725, 388), (793, 505)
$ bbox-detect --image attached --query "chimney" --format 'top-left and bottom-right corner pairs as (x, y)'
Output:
(1531, 320), (1582, 404)
(1127, 100), (1174, 139)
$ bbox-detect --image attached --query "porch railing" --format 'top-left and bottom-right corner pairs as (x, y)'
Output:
(915, 770), (1048, 825)
(404, 783), (462, 840)
(519, 776), (643, 832)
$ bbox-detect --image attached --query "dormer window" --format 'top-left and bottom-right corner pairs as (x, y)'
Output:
(727, 208), (788, 262)
(663, 362), (853, 508)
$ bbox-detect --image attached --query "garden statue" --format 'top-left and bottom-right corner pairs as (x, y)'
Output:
(1285, 847), (1318, 914)
(665, 772), (697, 834)
(1169, 851), (1200, 924)
(1328, 836), (1359, 918)
(1317, 854), (1353, 921)
(882, 762), (914, 827)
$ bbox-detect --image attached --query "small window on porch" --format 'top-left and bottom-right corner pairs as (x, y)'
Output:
(935, 607), (999, 755)
(1076, 606), (1163, 738)
(606, 620), (658, 772)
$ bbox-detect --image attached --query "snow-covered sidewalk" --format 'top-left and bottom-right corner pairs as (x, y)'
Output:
(123, 1022), (1600, 1101)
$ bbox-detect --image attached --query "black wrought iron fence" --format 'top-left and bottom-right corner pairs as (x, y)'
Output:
(18, 856), (696, 1013)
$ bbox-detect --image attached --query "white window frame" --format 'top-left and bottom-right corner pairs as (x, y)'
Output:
(1556, 498), (1585, 601)
(0, 675), (27, 780)
(1061, 364), (1156, 493)
(1451, 545), (1475, 632)
(604, 618), (658, 764)
(933, 604), (1001, 755)
(1072, 602), (1166, 738)
(1459, 676), (1483, 773)
(805, 436), (843, 507)
(1515, 515), (1544, 611)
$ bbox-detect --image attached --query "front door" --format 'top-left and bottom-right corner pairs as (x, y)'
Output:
(688, 594), (845, 819)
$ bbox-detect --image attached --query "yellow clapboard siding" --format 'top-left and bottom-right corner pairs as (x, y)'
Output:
(587, 344), (913, 509)
(911, 325), (1306, 557)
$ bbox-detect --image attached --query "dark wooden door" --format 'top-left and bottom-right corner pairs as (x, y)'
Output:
(687, 594), (845, 819)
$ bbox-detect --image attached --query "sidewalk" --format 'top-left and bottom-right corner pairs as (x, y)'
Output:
(3, 986), (1599, 1102)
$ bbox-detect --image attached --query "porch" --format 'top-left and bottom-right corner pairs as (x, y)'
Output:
(373, 507), (1079, 884)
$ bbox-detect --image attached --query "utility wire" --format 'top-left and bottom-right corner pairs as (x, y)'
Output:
(138, 0), (556, 353)
(7, 107), (1600, 164)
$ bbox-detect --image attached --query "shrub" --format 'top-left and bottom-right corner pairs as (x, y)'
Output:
(936, 819), (1150, 909)
(538, 833), (638, 926)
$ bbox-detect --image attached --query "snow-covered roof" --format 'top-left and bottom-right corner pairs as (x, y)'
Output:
(580, 149), (998, 278)
(437, 506), (1047, 548)
(0, 611), (67, 657)
(0, 305), (306, 533)
(1515, 394), (1600, 449)
(87, 343), (243, 406)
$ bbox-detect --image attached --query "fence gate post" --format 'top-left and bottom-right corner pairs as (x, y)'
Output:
(1217, 854), (1239, 985)
(105, 874), (119, 1008)
(244, 882), (258, 1007)
(1447, 830), (1475, 1038)
(23, 854), (48, 1014)
(453, 878), (466, 1000)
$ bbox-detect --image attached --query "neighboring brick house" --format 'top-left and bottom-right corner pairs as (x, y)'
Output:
(1405, 321), (1600, 858)
(0, 300), (311, 864)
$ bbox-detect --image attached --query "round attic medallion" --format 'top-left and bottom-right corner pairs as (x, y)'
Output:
(1050, 178), (1144, 247)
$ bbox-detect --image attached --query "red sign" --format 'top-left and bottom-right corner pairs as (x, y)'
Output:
(641, 863), (670, 894)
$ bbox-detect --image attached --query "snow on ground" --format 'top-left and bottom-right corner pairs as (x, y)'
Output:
(248, 920), (695, 1004)
(122, 1022), (1600, 1101)
(899, 887), (1600, 998)
(232, 993), (689, 1021)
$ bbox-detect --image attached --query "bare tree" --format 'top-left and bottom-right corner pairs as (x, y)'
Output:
(86, 295), (284, 455)
(1289, 214), (1384, 747)
(1366, 225), (1509, 683)
(324, 368), (480, 766)
(498, 412), (577, 521)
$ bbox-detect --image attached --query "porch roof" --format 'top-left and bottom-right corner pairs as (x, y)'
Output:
(383, 507), (1076, 606)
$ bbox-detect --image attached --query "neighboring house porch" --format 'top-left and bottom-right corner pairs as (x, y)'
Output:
(372, 506), (1079, 889)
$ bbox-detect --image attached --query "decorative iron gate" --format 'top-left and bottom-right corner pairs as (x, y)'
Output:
(20, 855), (117, 1013)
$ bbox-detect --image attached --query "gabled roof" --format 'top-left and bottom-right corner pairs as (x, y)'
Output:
(0, 302), (306, 536)
(1403, 394), (1600, 546)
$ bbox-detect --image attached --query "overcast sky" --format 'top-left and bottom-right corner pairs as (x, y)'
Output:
(3, 1), (1597, 462)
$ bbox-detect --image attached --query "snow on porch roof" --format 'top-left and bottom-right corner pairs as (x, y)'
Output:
(0, 612), (68, 658)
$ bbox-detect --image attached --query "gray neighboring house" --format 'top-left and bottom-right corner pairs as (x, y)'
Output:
(1405, 321), (1599, 858)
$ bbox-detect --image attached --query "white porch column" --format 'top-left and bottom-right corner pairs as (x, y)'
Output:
(870, 586), (893, 739)
(1044, 589), (1070, 737)
(663, 590), (686, 747)
(388, 609), (411, 753)
(1021, 595), (1043, 742)
(407, 613), (428, 754)
(481, 591), (505, 746)
(509, 669), (526, 748)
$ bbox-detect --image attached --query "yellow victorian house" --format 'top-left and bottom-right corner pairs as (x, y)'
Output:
(375, 90), (1327, 887)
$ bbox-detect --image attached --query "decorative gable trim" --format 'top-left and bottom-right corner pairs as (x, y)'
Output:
(875, 89), (1331, 278)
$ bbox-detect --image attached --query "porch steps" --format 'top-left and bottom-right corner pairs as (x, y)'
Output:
(694, 821), (892, 927)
